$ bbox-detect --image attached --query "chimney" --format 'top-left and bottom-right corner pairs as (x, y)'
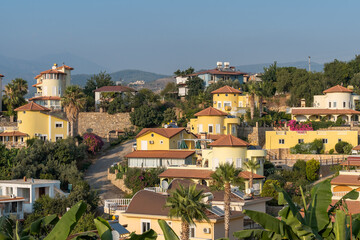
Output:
(301, 98), (306, 108)
(23, 176), (27, 182)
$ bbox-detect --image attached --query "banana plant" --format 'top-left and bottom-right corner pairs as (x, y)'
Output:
(234, 179), (360, 240)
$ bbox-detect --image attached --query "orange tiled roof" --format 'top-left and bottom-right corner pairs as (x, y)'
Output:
(125, 150), (195, 159)
(331, 200), (360, 214)
(239, 171), (265, 179)
(291, 108), (360, 115)
(40, 69), (67, 74)
(34, 74), (42, 79)
(323, 85), (353, 94)
(56, 65), (74, 70)
(0, 131), (28, 137)
(209, 135), (249, 147)
(159, 168), (213, 179)
(211, 85), (242, 94)
(14, 102), (51, 111)
(340, 156), (360, 166)
(196, 134), (226, 141)
(136, 127), (187, 139)
(32, 82), (42, 87)
(331, 174), (360, 186)
(194, 107), (228, 116)
(29, 96), (61, 101)
(353, 145), (360, 151)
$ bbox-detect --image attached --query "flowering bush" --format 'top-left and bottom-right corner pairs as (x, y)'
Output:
(124, 167), (165, 194)
(288, 120), (313, 131)
(83, 133), (104, 154)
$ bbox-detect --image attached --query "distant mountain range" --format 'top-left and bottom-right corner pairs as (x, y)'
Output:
(236, 61), (324, 74)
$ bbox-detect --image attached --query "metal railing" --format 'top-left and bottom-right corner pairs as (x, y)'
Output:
(332, 191), (356, 198)
(144, 187), (167, 193)
(104, 199), (132, 212)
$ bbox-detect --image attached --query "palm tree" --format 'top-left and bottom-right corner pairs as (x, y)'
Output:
(165, 184), (209, 240)
(247, 82), (257, 120)
(244, 159), (260, 190)
(211, 162), (242, 239)
(61, 85), (86, 137)
(3, 78), (28, 122)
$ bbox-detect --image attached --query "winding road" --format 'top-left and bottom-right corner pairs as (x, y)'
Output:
(84, 139), (135, 201)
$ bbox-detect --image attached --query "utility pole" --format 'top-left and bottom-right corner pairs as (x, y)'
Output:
(308, 56), (311, 72)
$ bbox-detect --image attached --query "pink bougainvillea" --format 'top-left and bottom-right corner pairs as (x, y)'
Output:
(83, 133), (104, 154)
(288, 120), (313, 131)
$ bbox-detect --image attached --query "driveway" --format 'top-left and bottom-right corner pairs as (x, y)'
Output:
(85, 139), (135, 201)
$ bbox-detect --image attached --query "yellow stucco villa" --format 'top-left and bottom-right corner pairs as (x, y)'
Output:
(265, 130), (358, 152)
(212, 85), (260, 117)
(15, 102), (69, 142)
(189, 107), (240, 136)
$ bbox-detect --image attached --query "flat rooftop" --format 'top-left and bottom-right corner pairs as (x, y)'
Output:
(0, 179), (60, 185)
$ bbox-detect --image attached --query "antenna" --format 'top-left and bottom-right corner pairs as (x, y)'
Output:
(308, 56), (311, 72)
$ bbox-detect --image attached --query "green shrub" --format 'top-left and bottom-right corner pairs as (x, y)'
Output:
(335, 141), (350, 154)
(124, 167), (165, 194)
(261, 179), (281, 205)
(329, 149), (334, 154)
(290, 139), (323, 154)
(263, 160), (275, 177)
(116, 172), (124, 179)
(344, 144), (353, 155)
(306, 159), (320, 181)
(293, 160), (306, 173)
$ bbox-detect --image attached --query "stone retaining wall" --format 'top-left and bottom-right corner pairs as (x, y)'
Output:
(107, 169), (131, 194)
(77, 112), (133, 138)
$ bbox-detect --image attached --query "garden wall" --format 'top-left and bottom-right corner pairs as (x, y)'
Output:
(76, 112), (133, 138)
(107, 169), (131, 194)
(239, 124), (275, 147)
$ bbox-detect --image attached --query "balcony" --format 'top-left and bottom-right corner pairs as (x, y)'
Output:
(144, 187), (167, 194)
(34, 92), (42, 97)
(104, 198), (132, 213)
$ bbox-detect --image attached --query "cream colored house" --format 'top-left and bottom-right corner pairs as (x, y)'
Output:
(30, 64), (73, 109)
(291, 85), (360, 122)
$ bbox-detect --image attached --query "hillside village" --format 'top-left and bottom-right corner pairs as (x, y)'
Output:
(2, 56), (360, 239)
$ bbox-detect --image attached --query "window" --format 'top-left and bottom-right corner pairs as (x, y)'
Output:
(198, 124), (203, 133)
(279, 139), (285, 144)
(189, 225), (196, 238)
(298, 139), (304, 144)
(226, 158), (233, 164)
(55, 122), (63, 128)
(208, 124), (213, 133)
(160, 140), (164, 144)
(141, 220), (151, 233)
(40, 135), (47, 141)
(236, 158), (242, 168)
(338, 139), (342, 142)
(234, 94), (236, 96)
(323, 139), (328, 144)
(232, 125), (236, 134)
(216, 124), (220, 134)
(239, 101), (243, 107)
(217, 102), (222, 108)
(55, 135), (63, 141)
(151, 134), (154, 137)
(217, 94), (219, 96)
(343, 102), (346, 108)
(333, 102), (337, 108)
(225, 94), (228, 96)
(329, 102), (331, 108)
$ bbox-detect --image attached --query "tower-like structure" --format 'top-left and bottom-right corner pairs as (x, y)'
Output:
(29, 64), (73, 110)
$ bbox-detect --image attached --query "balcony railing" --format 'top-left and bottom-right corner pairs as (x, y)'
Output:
(104, 198), (132, 212)
(332, 191), (357, 198)
(144, 187), (167, 193)
(34, 93), (42, 97)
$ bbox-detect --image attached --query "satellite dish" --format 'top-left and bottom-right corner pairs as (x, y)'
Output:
(112, 230), (120, 240)
(161, 180), (169, 190)
(245, 188), (252, 194)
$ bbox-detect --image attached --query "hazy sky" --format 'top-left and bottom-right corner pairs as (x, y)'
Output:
(1, 0), (360, 74)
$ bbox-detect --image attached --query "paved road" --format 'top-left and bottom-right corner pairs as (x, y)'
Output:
(85, 139), (135, 201)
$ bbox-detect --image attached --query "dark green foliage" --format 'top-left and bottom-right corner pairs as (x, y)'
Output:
(329, 149), (334, 154)
(261, 179), (281, 205)
(290, 138), (323, 154)
(263, 160), (275, 177)
(186, 76), (204, 100)
(124, 167), (165, 194)
(292, 160), (306, 173)
(130, 105), (163, 128)
(174, 67), (194, 76)
(163, 108), (177, 124)
(335, 141), (351, 154)
(107, 94), (132, 114)
(83, 71), (114, 97)
(306, 159), (320, 181)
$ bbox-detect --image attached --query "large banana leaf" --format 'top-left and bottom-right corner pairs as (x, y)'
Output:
(233, 229), (281, 240)
(44, 201), (87, 240)
(128, 229), (157, 240)
(157, 220), (179, 240)
(328, 189), (359, 214)
(333, 210), (346, 240)
(94, 217), (112, 240)
(240, 210), (300, 239)
(25, 214), (59, 236)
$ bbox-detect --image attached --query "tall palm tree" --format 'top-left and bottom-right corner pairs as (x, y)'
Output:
(247, 82), (258, 120)
(211, 162), (242, 239)
(3, 78), (28, 122)
(61, 85), (86, 137)
(244, 159), (260, 190)
(165, 184), (209, 240)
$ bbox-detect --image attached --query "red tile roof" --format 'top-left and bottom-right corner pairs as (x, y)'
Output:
(0, 74), (4, 77)
(291, 108), (360, 115)
(159, 169), (213, 179)
(239, 171), (265, 179)
(14, 102), (51, 111)
(209, 135), (249, 147)
(194, 107), (228, 117)
(56, 65), (74, 70)
(136, 127), (187, 139)
(323, 85), (353, 94)
(331, 174), (360, 186)
(0, 131), (28, 137)
(29, 96), (61, 101)
(196, 134), (226, 141)
(34, 74), (42, 79)
(353, 145), (360, 151)
(211, 85), (242, 94)
(32, 82), (42, 87)
(125, 150), (195, 159)
(40, 69), (67, 74)
(94, 86), (137, 93)
(331, 200), (360, 214)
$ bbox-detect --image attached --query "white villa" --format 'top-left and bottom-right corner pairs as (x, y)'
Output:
(291, 85), (360, 123)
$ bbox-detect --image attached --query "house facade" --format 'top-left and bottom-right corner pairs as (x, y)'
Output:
(94, 85), (137, 111)
(211, 85), (260, 117)
(189, 107), (240, 136)
(15, 102), (69, 142)
(29, 64), (73, 109)
(265, 130), (358, 152)
(291, 85), (360, 123)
